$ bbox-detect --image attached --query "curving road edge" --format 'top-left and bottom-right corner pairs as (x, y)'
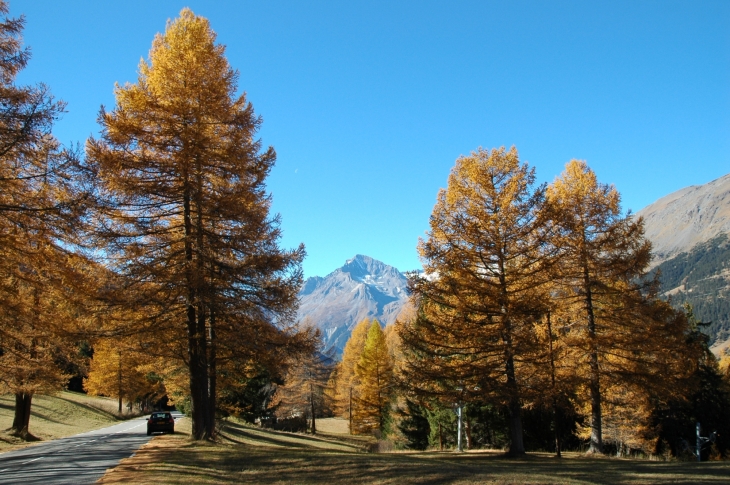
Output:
(0, 411), (182, 484)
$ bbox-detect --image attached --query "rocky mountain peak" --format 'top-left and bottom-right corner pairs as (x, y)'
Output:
(341, 254), (382, 280)
(638, 173), (730, 265)
(297, 255), (410, 355)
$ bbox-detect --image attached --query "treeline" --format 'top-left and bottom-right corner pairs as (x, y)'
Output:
(0, 3), (316, 441)
(323, 149), (730, 459)
(652, 233), (730, 345)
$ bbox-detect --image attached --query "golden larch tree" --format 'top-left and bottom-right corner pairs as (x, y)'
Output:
(84, 338), (165, 414)
(547, 160), (693, 453)
(353, 321), (393, 435)
(0, 0), (90, 440)
(1, 250), (92, 438)
(402, 146), (554, 455)
(331, 318), (372, 422)
(271, 327), (336, 434)
(87, 9), (304, 440)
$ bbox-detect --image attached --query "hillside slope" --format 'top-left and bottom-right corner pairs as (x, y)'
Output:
(637, 173), (730, 264)
(638, 173), (730, 356)
(652, 234), (730, 350)
(0, 391), (123, 452)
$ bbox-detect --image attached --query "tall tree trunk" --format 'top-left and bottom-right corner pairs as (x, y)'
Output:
(188, 302), (209, 440)
(547, 311), (562, 457)
(465, 418), (472, 450)
(505, 365), (525, 455)
(583, 261), (602, 454)
(196, 301), (210, 438)
(499, 256), (525, 456)
(11, 392), (34, 439)
(505, 344), (525, 455)
(504, 330), (525, 455)
(194, 158), (214, 440)
(13, 293), (39, 439)
(310, 383), (316, 435)
(184, 187), (208, 441)
(207, 307), (217, 439)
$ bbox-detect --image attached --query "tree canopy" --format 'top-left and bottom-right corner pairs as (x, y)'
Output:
(402, 147), (552, 455)
(86, 8), (306, 440)
(0, 0), (90, 439)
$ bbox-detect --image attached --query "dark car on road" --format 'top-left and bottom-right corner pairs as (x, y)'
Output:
(147, 412), (174, 435)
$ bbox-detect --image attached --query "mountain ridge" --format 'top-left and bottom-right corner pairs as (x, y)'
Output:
(296, 254), (409, 354)
(637, 173), (730, 265)
(638, 172), (730, 356)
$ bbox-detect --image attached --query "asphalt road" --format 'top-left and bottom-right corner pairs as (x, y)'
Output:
(0, 411), (182, 484)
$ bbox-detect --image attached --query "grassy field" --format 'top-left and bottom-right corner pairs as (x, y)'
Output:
(98, 417), (730, 485)
(0, 391), (138, 452)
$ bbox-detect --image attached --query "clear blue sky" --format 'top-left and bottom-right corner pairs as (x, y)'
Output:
(13, 0), (730, 278)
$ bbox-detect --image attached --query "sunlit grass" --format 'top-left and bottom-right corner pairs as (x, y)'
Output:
(98, 417), (730, 485)
(0, 391), (137, 452)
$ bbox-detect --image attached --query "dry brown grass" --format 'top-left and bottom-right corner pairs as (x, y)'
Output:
(315, 417), (349, 435)
(98, 417), (730, 485)
(0, 391), (136, 452)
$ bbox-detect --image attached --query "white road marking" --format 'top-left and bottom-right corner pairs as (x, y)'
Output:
(0, 417), (160, 480)
(115, 423), (145, 434)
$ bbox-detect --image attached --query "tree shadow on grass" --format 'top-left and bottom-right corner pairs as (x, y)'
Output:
(191, 450), (730, 485)
(52, 396), (127, 421)
(220, 425), (319, 450)
(151, 446), (511, 485)
(220, 422), (362, 452)
(2, 395), (115, 423)
(101, 426), (730, 485)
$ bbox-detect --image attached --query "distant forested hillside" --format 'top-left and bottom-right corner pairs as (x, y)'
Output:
(652, 233), (730, 345)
